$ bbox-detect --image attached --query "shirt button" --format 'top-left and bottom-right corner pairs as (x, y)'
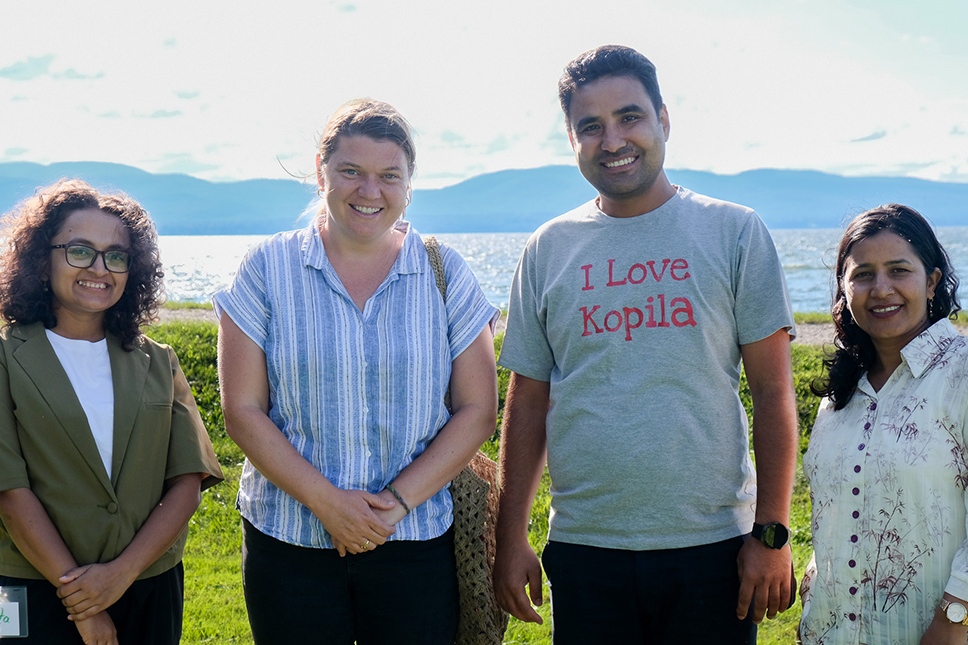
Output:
(870, 403), (877, 411)
(849, 559), (856, 568)
(851, 535), (858, 543)
(849, 587), (858, 595)
(852, 511), (860, 519)
(854, 465), (861, 473)
(365, 450), (372, 457)
(858, 443), (866, 450)
(107, 502), (119, 513)
(852, 487), (860, 496)
(849, 613), (857, 621)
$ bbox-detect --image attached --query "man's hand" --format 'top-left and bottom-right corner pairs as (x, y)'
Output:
(736, 537), (794, 623)
(494, 538), (544, 624)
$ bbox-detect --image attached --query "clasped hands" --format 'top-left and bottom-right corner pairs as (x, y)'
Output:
(57, 561), (134, 621)
(320, 488), (405, 557)
(54, 562), (131, 645)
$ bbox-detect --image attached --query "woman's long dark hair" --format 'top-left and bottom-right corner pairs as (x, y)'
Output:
(0, 179), (165, 350)
(811, 204), (961, 409)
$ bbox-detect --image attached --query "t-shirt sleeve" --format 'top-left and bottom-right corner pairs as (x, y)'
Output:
(497, 237), (554, 381)
(733, 212), (797, 345)
(212, 243), (271, 351)
(0, 349), (28, 492)
(440, 244), (500, 360)
(164, 347), (224, 491)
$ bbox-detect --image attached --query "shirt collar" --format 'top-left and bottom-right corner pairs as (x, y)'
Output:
(300, 217), (424, 277)
(900, 318), (963, 379)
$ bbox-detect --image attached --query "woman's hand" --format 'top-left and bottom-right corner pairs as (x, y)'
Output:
(57, 561), (135, 620)
(73, 611), (118, 645)
(314, 488), (396, 557)
(921, 595), (968, 645)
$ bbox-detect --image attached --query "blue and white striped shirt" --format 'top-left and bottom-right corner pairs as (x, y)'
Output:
(213, 219), (499, 548)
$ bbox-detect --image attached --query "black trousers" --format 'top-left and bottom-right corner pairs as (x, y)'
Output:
(541, 535), (756, 645)
(0, 562), (184, 644)
(242, 518), (459, 645)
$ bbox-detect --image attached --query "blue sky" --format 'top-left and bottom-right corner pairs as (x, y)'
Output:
(2, 0), (966, 190)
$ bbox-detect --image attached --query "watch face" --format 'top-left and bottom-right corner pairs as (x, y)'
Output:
(947, 602), (968, 623)
(762, 523), (790, 549)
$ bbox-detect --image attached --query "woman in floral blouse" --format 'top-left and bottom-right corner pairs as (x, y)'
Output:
(800, 204), (966, 644)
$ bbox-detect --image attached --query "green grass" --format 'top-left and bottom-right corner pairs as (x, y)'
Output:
(145, 321), (826, 644)
(793, 311), (832, 324)
(162, 301), (215, 310)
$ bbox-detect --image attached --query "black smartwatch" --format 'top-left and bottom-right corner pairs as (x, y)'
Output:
(751, 522), (790, 549)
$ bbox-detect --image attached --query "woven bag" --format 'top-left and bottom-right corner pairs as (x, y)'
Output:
(424, 236), (509, 645)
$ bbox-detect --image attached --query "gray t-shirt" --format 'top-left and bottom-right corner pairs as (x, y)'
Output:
(499, 187), (795, 551)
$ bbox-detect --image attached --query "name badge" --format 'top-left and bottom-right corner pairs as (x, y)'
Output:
(0, 586), (27, 638)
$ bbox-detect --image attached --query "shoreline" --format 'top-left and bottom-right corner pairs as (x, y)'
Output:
(152, 307), (840, 346)
(154, 308), (966, 347)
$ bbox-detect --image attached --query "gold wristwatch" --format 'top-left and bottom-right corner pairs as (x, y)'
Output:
(939, 599), (968, 625)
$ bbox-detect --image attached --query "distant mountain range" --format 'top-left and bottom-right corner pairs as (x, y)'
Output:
(2, 161), (966, 234)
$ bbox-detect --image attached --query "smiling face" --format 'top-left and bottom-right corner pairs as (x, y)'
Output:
(842, 230), (942, 361)
(317, 135), (411, 245)
(568, 74), (672, 217)
(48, 208), (130, 338)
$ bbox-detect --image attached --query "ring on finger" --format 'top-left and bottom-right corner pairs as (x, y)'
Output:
(360, 539), (370, 551)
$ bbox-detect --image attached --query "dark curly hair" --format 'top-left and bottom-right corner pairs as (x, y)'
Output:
(812, 203), (961, 409)
(0, 178), (165, 350)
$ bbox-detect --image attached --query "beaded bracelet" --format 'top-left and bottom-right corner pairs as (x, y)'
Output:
(385, 484), (411, 515)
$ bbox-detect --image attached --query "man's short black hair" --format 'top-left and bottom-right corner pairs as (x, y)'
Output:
(559, 45), (663, 128)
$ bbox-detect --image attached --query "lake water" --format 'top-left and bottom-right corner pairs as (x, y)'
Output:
(160, 227), (968, 313)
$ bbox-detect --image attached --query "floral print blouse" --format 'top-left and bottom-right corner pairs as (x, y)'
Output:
(800, 319), (968, 644)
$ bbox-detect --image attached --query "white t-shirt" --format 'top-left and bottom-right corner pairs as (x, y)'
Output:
(46, 330), (115, 480)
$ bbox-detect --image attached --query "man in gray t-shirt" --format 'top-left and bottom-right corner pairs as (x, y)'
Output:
(494, 45), (799, 644)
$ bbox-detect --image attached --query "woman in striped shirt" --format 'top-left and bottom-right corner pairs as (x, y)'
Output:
(215, 99), (499, 644)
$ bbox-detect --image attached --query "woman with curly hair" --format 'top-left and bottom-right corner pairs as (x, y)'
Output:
(0, 179), (223, 645)
(800, 204), (967, 644)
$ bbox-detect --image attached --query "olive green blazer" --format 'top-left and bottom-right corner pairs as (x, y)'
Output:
(0, 322), (223, 580)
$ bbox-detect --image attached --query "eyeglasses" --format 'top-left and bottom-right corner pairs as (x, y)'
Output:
(50, 244), (131, 273)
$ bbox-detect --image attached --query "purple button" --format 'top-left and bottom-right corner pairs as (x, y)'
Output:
(870, 403), (877, 411)
(849, 559), (856, 568)
(852, 511), (860, 519)
(851, 535), (858, 543)
(854, 465), (861, 473)
(863, 423), (870, 430)
(849, 613), (857, 621)
(849, 586), (858, 595)
(858, 443), (866, 450)
(852, 487), (860, 496)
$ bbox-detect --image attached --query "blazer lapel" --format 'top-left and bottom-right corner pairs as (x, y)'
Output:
(11, 324), (115, 495)
(108, 335), (149, 482)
